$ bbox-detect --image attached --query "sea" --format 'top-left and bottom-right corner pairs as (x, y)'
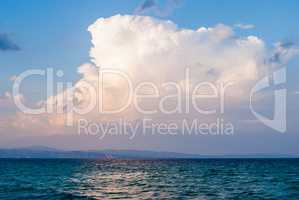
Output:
(0, 159), (298, 199)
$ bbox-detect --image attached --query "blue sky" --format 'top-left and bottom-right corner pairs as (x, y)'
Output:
(1, 0), (299, 153)
(1, 0), (298, 84)
(1, 0), (298, 105)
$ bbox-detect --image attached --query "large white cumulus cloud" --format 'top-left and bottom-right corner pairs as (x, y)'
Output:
(42, 14), (273, 124)
(8, 14), (299, 132)
(88, 14), (265, 83)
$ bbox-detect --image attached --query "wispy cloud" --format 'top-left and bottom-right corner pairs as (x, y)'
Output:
(0, 33), (20, 51)
(135, 0), (156, 13)
(234, 23), (255, 30)
(269, 41), (299, 64)
(134, 0), (183, 16)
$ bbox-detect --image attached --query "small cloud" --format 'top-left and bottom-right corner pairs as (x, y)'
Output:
(135, 0), (156, 13)
(9, 75), (17, 82)
(134, 0), (183, 16)
(0, 33), (20, 51)
(269, 41), (299, 64)
(0, 92), (14, 108)
(234, 23), (255, 30)
(4, 92), (12, 99)
(2, 91), (25, 105)
(3, 91), (25, 103)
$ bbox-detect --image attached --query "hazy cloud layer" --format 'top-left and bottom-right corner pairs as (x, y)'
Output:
(234, 23), (255, 30)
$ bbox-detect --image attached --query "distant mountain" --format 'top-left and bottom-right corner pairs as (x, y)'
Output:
(0, 147), (200, 159)
(15, 145), (60, 152)
(0, 146), (298, 159)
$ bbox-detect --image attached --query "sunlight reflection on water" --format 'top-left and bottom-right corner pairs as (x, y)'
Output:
(0, 159), (299, 199)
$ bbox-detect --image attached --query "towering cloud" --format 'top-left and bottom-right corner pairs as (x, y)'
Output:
(6, 15), (299, 133)
(88, 15), (265, 84)
(46, 15), (267, 120)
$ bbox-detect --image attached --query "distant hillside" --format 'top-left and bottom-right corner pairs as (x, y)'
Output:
(0, 147), (200, 159)
(0, 146), (297, 159)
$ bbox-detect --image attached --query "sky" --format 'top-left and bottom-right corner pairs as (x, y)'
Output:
(0, 0), (299, 154)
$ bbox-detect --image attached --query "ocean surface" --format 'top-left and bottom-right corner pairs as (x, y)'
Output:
(0, 159), (298, 200)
